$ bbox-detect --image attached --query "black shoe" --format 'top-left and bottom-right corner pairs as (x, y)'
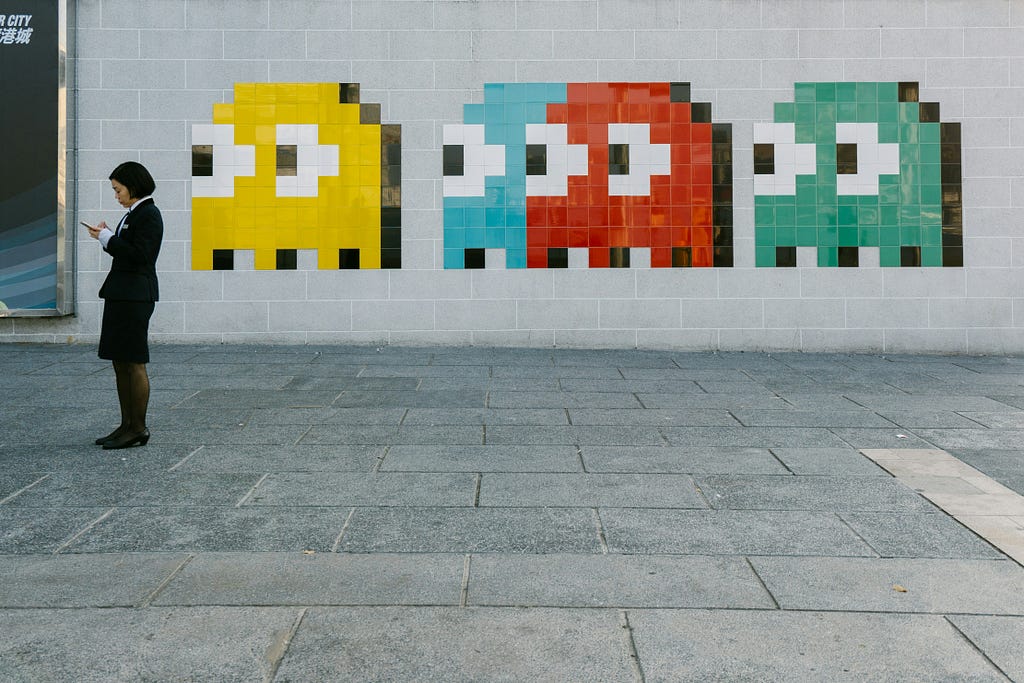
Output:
(95, 427), (127, 445)
(102, 428), (150, 450)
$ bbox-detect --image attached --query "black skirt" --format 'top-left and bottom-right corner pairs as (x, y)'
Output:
(98, 300), (155, 363)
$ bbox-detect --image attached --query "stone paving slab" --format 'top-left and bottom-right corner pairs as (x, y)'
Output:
(567, 408), (739, 426)
(767, 447), (886, 475)
(840, 512), (1006, 559)
(381, 444), (581, 472)
(175, 444), (384, 473)
(478, 473), (705, 508)
(153, 552), (464, 606)
(467, 553), (774, 608)
(659, 426), (853, 448)
(0, 553), (188, 607)
(0, 507), (113, 554)
(695, 474), (938, 512)
(4, 472), (261, 507)
(0, 607), (299, 683)
(338, 507), (604, 553)
(580, 445), (786, 474)
(248, 472), (477, 507)
(600, 509), (874, 556)
(627, 609), (1006, 682)
(750, 556), (1024, 614)
(62, 507), (352, 553)
(273, 607), (635, 683)
(948, 615), (1024, 682)
(402, 408), (569, 426)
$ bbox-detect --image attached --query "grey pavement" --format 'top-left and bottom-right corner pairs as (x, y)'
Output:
(1, 343), (1024, 681)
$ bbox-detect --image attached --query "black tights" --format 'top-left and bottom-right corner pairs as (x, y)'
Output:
(112, 361), (150, 434)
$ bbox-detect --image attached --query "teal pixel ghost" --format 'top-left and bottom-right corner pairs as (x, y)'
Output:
(753, 82), (962, 268)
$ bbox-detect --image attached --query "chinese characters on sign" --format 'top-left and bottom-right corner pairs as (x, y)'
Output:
(0, 13), (33, 45)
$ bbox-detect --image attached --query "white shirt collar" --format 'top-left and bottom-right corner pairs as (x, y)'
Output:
(128, 195), (152, 212)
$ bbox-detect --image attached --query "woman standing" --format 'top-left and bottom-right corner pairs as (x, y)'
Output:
(85, 161), (163, 449)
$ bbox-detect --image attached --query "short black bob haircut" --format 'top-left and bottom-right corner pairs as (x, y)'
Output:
(109, 161), (156, 199)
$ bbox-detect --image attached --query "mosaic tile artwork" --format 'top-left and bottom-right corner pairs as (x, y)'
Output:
(191, 83), (401, 270)
(442, 82), (733, 269)
(753, 81), (962, 267)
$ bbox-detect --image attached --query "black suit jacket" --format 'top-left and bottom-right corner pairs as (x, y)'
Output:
(98, 198), (163, 302)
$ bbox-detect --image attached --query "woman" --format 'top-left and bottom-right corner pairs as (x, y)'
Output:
(86, 161), (163, 449)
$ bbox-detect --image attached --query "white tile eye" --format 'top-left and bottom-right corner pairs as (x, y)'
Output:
(752, 122), (816, 196)
(191, 124), (256, 198)
(835, 123), (901, 196)
(606, 123), (670, 197)
(524, 123), (588, 197)
(275, 124), (338, 198)
(442, 124), (506, 198)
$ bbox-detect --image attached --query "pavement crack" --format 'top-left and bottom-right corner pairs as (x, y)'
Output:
(619, 610), (646, 683)
(168, 445), (204, 472)
(0, 474), (51, 505)
(944, 616), (1013, 681)
(331, 508), (356, 552)
(236, 473), (270, 507)
(744, 557), (781, 610)
(460, 554), (472, 607)
(593, 508), (609, 554)
(139, 553), (195, 608)
(53, 508), (116, 554)
(264, 607), (307, 683)
(473, 474), (482, 507)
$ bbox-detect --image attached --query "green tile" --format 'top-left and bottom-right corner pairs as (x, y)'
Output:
(795, 102), (816, 124)
(776, 226), (796, 244)
(878, 122), (899, 142)
(880, 205), (899, 226)
(900, 184), (920, 204)
(879, 184), (900, 205)
(795, 82), (817, 102)
(857, 102), (878, 120)
(838, 205), (858, 226)
(837, 82), (858, 102)
(776, 205), (796, 226)
(920, 143), (941, 164)
(816, 104), (837, 127)
(859, 226), (880, 247)
(755, 205), (776, 225)
(816, 185), (837, 206)
(920, 163), (940, 185)
(797, 205), (817, 227)
(815, 82), (837, 101)
(756, 226), (776, 246)
(920, 122), (940, 144)
(859, 205), (879, 225)
(877, 103), (899, 123)
(877, 82), (897, 100)
(922, 246), (943, 266)
(837, 102), (858, 122)
(819, 225), (838, 247)
(901, 225), (922, 244)
(818, 247), (838, 267)
(921, 184), (941, 204)
(756, 245), (777, 266)
(879, 246), (901, 266)
(879, 226), (900, 246)
(857, 195), (879, 207)
(839, 226), (858, 245)
(775, 193), (795, 205)
(818, 204), (838, 227)
(856, 82), (878, 102)
(816, 144), (836, 164)
(797, 226), (818, 245)
(899, 102), (919, 123)
(900, 124), (920, 144)
(922, 225), (942, 246)
(774, 101), (795, 123)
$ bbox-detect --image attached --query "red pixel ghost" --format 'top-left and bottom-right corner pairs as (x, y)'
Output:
(525, 82), (732, 268)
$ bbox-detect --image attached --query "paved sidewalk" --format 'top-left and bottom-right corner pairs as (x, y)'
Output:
(2, 343), (1024, 681)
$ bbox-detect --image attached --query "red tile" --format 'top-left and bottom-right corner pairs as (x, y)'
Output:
(527, 247), (547, 267)
(589, 247), (610, 267)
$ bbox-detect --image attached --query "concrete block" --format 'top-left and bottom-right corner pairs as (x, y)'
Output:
(141, 29), (224, 59)
(928, 298), (1012, 328)
(845, 0), (928, 28)
(469, 553), (774, 608)
(436, 300), (517, 330)
(719, 268), (800, 298)
(0, 554), (188, 607)
(185, 301), (268, 334)
(388, 30), (472, 60)
(516, 1), (598, 29)
(601, 508), (873, 555)
(338, 507), (603, 553)
(764, 299), (845, 329)
(718, 29), (799, 59)
(224, 30), (306, 59)
(629, 610), (1006, 681)
(470, 30), (553, 60)
(185, 60), (270, 90)
(186, 1), (268, 29)
(269, 301), (352, 333)
(102, 120), (186, 150)
(599, 298), (680, 329)
(389, 270), (472, 300)
(275, 607), (633, 681)
(846, 298), (929, 329)
(102, 60), (185, 90)
(679, 299), (764, 328)
(763, 0), (844, 28)
(516, 299), (599, 330)
(637, 328), (719, 350)
(77, 29), (139, 58)
(881, 28), (964, 58)
(762, 58), (845, 88)
(798, 28), (880, 58)
(103, 1), (186, 28)
(927, 0), (1010, 27)
(352, 299), (435, 331)
(752, 556), (1024, 614)
(270, 0), (354, 29)
(306, 270), (389, 300)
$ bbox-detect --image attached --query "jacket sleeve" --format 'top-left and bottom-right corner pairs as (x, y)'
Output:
(103, 203), (163, 267)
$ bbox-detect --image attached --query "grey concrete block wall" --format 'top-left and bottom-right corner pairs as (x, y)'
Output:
(6, 0), (1024, 352)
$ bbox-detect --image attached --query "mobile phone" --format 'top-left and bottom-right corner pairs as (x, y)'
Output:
(80, 221), (95, 230)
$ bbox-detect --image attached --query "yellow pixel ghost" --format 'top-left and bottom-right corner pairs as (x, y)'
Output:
(191, 82), (401, 270)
